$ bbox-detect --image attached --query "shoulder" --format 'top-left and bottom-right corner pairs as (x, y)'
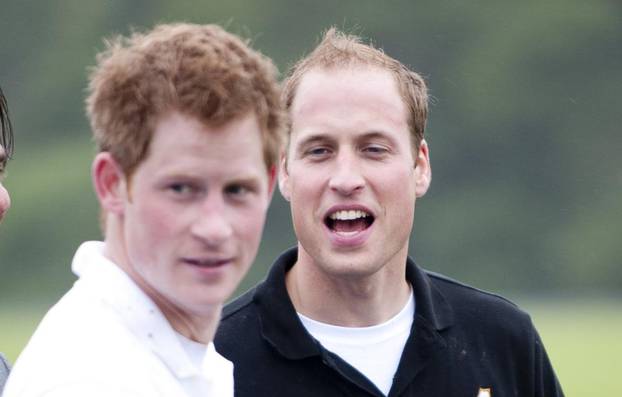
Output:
(217, 286), (262, 341)
(423, 269), (535, 334)
(7, 325), (168, 396)
(215, 284), (274, 361)
(221, 286), (258, 321)
(426, 270), (521, 309)
(415, 268), (564, 395)
(6, 291), (153, 394)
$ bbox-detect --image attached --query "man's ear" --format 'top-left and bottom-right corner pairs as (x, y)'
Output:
(277, 152), (291, 202)
(267, 164), (277, 200)
(414, 139), (431, 198)
(92, 152), (127, 215)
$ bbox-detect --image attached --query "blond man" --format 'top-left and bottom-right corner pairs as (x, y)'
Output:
(215, 28), (563, 397)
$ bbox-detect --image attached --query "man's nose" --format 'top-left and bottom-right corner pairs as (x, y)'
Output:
(328, 152), (365, 196)
(191, 196), (233, 247)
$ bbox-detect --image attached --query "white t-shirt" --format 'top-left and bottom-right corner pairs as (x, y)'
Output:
(298, 289), (415, 396)
(4, 241), (233, 397)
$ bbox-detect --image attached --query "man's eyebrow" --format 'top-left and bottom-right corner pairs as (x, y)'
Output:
(295, 133), (336, 150)
(358, 131), (394, 141)
(227, 174), (263, 186)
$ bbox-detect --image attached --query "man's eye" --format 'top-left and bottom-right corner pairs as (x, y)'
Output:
(305, 147), (331, 157)
(225, 184), (251, 198)
(363, 145), (389, 156)
(169, 183), (195, 196)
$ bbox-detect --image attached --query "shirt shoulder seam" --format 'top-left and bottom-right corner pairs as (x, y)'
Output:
(424, 269), (521, 309)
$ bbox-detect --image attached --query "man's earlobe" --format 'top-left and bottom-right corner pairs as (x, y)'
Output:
(414, 140), (431, 198)
(278, 153), (291, 202)
(92, 153), (126, 214)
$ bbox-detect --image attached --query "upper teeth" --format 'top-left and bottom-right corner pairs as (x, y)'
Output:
(329, 210), (369, 220)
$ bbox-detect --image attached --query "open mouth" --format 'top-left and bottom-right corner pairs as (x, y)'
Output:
(325, 209), (374, 234)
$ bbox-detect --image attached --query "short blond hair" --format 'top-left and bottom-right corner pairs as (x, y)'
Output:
(86, 23), (285, 178)
(283, 27), (428, 152)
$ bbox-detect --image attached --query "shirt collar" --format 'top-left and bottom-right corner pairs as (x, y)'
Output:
(406, 257), (454, 331)
(71, 241), (214, 380)
(254, 248), (321, 359)
(253, 246), (455, 360)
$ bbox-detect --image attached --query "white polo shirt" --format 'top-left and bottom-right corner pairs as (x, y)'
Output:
(4, 241), (233, 397)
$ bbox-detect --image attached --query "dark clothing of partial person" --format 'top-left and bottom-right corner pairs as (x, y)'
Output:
(215, 247), (564, 397)
(0, 353), (10, 393)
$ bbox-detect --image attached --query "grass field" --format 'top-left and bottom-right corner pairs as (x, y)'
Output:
(521, 298), (622, 395)
(2, 298), (620, 395)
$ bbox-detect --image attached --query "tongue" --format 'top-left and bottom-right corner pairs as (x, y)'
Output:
(333, 219), (367, 233)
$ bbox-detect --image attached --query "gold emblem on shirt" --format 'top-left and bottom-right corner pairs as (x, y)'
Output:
(477, 387), (491, 397)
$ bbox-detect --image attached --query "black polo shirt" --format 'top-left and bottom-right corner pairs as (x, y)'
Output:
(215, 248), (564, 396)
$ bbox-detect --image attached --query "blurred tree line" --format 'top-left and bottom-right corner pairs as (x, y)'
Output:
(0, 0), (620, 306)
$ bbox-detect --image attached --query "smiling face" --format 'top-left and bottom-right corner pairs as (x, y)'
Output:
(98, 110), (274, 324)
(280, 67), (430, 279)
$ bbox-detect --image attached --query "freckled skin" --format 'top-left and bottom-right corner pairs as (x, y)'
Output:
(102, 111), (274, 337)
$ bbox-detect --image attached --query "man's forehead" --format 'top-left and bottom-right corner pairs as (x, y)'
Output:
(296, 64), (395, 88)
(293, 67), (401, 110)
(291, 69), (406, 131)
(137, 110), (268, 175)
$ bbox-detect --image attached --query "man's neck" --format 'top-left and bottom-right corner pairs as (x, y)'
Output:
(285, 247), (411, 327)
(148, 290), (222, 345)
(103, 221), (221, 344)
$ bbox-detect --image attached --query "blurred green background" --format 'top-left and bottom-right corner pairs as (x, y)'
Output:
(1, 0), (620, 394)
